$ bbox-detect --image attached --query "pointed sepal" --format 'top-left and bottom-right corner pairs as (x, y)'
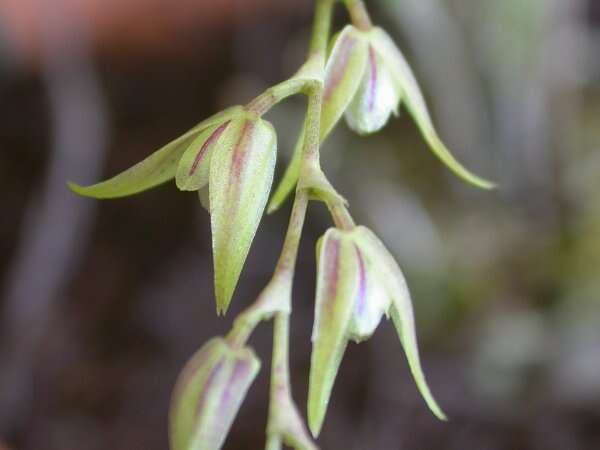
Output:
(169, 338), (261, 450)
(367, 28), (494, 189)
(210, 114), (277, 314)
(308, 229), (359, 437)
(321, 25), (369, 140)
(352, 226), (447, 421)
(69, 106), (243, 199)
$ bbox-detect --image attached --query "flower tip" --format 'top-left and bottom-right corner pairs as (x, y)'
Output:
(67, 181), (99, 199)
(307, 404), (325, 439)
(465, 174), (497, 191)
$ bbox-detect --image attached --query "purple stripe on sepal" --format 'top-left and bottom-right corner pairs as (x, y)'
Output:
(324, 34), (357, 101)
(366, 46), (378, 112)
(189, 120), (231, 176)
(353, 244), (367, 317)
(218, 358), (252, 416)
(194, 359), (225, 419)
(324, 235), (341, 305)
(231, 120), (256, 180)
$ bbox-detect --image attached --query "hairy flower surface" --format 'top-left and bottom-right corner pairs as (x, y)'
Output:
(170, 338), (261, 450)
(308, 226), (446, 437)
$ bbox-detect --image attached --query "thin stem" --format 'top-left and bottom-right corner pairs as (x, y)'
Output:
(274, 192), (309, 277)
(310, 0), (335, 55)
(263, 1), (334, 447)
(328, 202), (356, 230)
(343, 0), (372, 30)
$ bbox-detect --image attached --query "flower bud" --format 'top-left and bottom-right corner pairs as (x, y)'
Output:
(318, 25), (494, 190)
(71, 105), (279, 316)
(308, 226), (447, 437)
(169, 338), (260, 450)
(209, 113), (277, 315)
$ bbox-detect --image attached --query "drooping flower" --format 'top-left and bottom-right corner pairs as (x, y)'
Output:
(322, 25), (493, 189)
(267, 24), (494, 214)
(170, 338), (261, 450)
(69, 106), (277, 314)
(308, 226), (446, 437)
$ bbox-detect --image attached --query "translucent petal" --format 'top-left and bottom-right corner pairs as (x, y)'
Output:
(308, 229), (359, 437)
(210, 117), (277, 314)
(345, 45), (401, 135)
(352, 226), (447, 421)
(368, 27), (495, 189)
(347, 243), (391, 341)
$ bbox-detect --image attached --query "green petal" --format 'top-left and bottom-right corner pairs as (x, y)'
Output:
(210, 117), (277, 314)
(368, 28), (495, 190)
(308, 229), (359, 437)
(69, 106), (243, 199)
(176, 122), (231, 191)
(352, 226), (447, 421)
(321, 25), (369, 140)
(169, 338), (261, 450)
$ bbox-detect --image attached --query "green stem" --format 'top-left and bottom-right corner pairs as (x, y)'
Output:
(343, 0), (373, 30)
(328, 202), (356, 230)
(310, 0), (336, 56)
(264, 1), (334, 448)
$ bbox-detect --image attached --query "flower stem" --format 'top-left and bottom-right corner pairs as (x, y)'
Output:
(263, 1), (335, 448)
(343, 0), (373, 30)
(328, 202), (356, 230)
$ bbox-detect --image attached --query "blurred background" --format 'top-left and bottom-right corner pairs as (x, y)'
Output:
(1, 0), (599, 449)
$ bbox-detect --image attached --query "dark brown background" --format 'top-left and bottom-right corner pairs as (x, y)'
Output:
(1, 0), (599, 449)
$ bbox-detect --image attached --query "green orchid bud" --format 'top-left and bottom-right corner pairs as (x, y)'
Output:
(71, 104), (277, 315)
(68, 106), (244, 198)
(308, 226), (446, 437)
(321, 25), (493, 187)
(170, 338), (260, 450)
(210, 113), (277, 315)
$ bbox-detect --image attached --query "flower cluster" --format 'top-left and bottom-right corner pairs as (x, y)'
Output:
(69, 1), (492, 449)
